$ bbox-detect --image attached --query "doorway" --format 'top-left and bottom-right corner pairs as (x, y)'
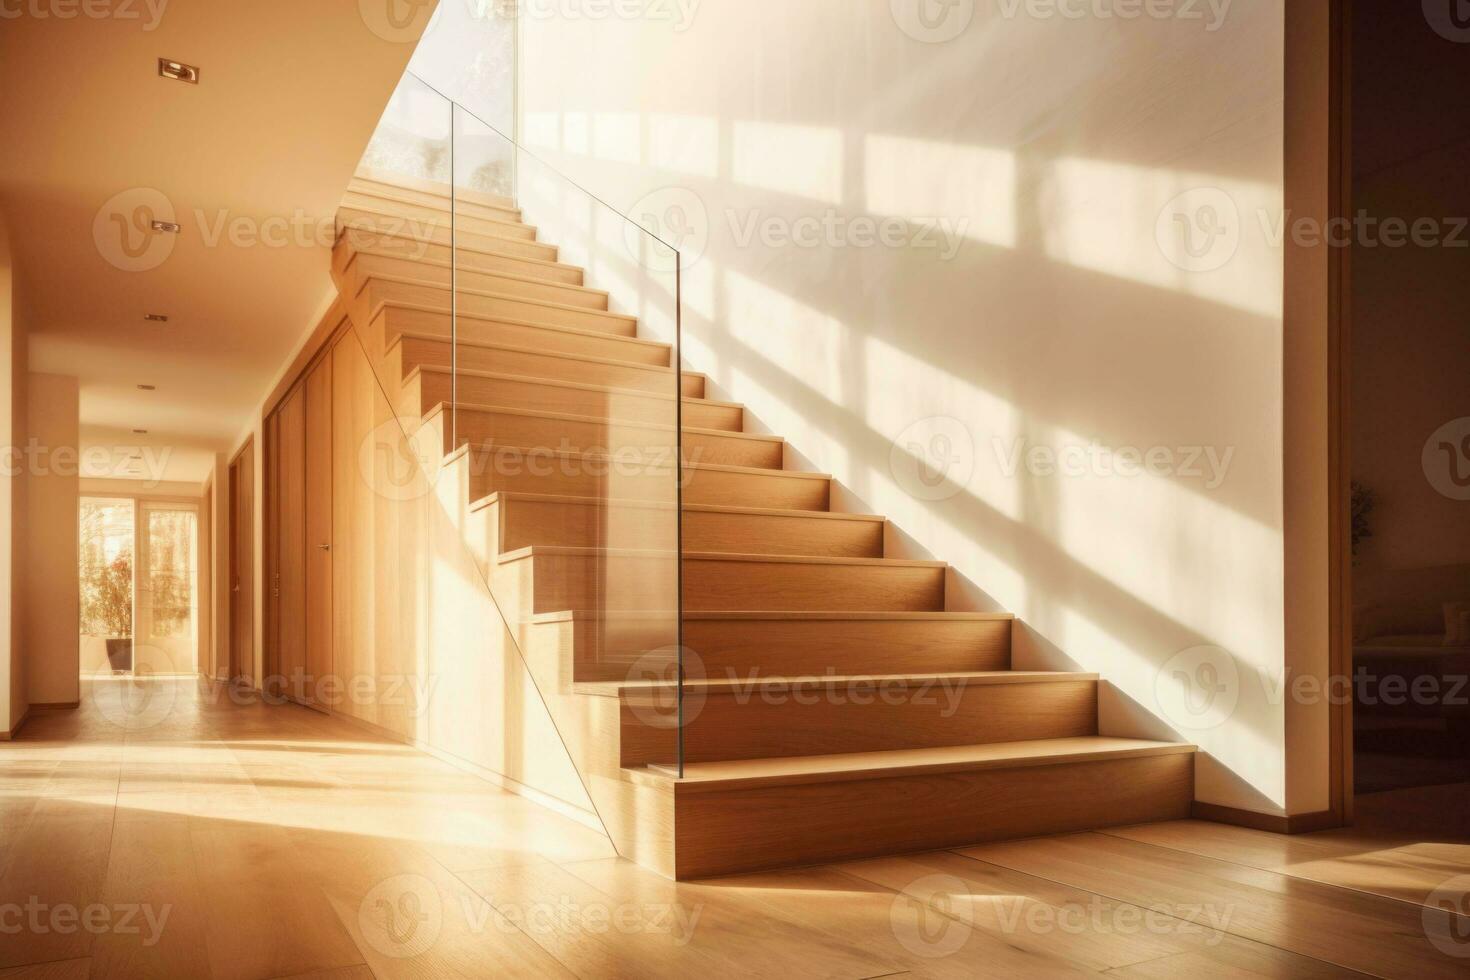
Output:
(1343, 1), (1470, 825)
(79, 496), (200, 676)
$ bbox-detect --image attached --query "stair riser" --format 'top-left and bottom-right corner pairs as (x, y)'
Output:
(341, 191), (536, 240)
(353, 172), (517, 209)
(411, 371), (740, 432)
(572, 618), (1011, 683)
(347, 180), (523, 223)
(464, 454), (822, 510)
(670, 753), (1195, 878)
(683, 466), (827, 510)
(621, 680), (1097, 765)
(342, 235), (582, 284)
(512, 553), (945, 614)
(338, 207), (558, 261)
(347, 251), (606, 311)
(362, 279), (637, 337)
(383, 309), (672, 369)
(496, 498), (880, 558)
(447, 412), (782, 470)
(338, 227), (561, 274)
(394, 337), (699, 398)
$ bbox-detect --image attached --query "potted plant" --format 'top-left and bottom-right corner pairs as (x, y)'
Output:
(83, 550), (134, 671)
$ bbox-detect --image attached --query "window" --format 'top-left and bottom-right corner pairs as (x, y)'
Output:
(147, 507), (196, 639)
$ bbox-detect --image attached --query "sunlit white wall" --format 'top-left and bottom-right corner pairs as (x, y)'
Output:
(520, 1), (1293, 813)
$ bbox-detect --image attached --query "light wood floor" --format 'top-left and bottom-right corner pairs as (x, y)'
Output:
(2, 679), (1468, 979)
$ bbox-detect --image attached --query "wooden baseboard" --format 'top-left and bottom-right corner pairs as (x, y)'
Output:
(321, 703), (609, 837)
(30, 701), (81, 710)
(1192, 800), (1343, 834)
(0, 706), (31, 741)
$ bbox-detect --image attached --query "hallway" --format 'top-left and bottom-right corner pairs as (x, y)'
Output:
(3, 680), (1470, 978)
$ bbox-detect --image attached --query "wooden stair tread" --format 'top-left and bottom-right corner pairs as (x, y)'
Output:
(337, 200), (534, 241)
(339, 231), (566, 270)
(446, 440), (820, 480)
(344, 248), (611, 302)
(632, 737), (1196, 792)
(576, 670), (1096, 698)
(344, 184), (522, 220)
(438, 400), (781, 444)
(472, 491), (881, 522)
(498, 545), (945, 568)
(530, 609), (1013, 623)
(356, 271), (637, 326)
(354, 167), (517, 210)
(387, 325), (685, 371)
(382, 304), (670, 354)
(408, 364), (737, 410)
(337, 207), (557, 262)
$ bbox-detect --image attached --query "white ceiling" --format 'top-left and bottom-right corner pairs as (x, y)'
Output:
(0, 1), (429, 485)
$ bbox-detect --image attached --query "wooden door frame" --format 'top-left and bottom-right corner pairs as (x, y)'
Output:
(228, 437), (255, 686)
(200, 478), (213, 678)
(1280, 0), (1353, 830)
(1287, 0), (1352, 828)
(1328, 0), (1354, 827)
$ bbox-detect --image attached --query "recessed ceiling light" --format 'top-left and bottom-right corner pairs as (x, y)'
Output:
(158, 58), (200, 84)
(144, 313), (169, 322)
(137, 384), (156, 391)
(150, 220), (181, 234)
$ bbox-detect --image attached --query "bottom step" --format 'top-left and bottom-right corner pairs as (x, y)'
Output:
(634, 737), (1194, 878)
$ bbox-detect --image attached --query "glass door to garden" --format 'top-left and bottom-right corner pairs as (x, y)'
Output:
(136, 503), (199, 675)
(79, 497), (199, 676)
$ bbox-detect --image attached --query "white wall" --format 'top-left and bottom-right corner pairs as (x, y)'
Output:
(25, 374), (79, 705)
(520, 1), (1294, 813)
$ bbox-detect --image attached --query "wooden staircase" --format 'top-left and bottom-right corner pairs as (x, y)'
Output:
(331, 169), (1196, 879)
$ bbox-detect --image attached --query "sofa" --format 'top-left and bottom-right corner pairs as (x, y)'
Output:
(1354, 563), (1470, 734)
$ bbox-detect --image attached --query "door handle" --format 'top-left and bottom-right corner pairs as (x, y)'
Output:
(318, 543), (331, 551)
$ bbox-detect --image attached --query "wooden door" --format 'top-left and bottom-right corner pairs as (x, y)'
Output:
(228, 440), (254, 684)
(304, 358), (334, 712)
(278, 385), (308, 703)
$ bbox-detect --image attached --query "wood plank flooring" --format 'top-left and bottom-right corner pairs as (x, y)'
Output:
(1, 678), (1467, 978)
